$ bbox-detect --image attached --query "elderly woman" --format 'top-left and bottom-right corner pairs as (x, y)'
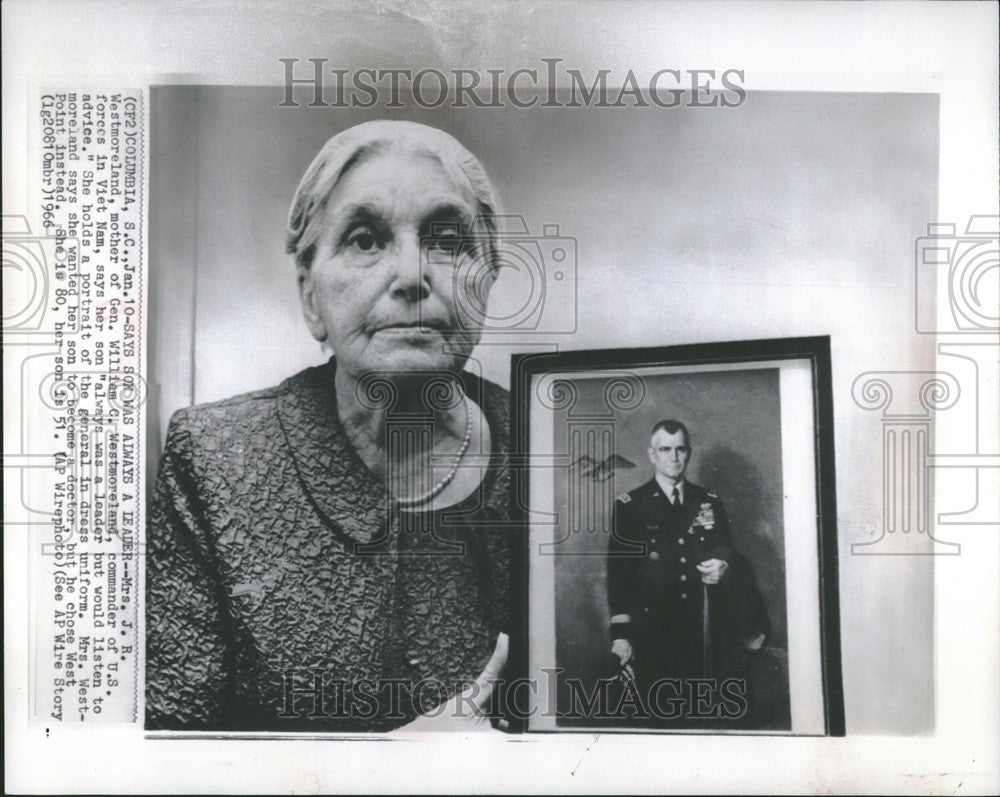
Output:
(145, 121), (512, 731)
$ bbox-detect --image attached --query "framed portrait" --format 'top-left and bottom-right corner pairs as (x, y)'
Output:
(510, 336), (843, 735)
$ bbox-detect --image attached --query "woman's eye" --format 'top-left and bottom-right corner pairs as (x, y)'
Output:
(347, 228), (380, 252)
(426, 224), (460, 248)
(425, 226), (469, 262)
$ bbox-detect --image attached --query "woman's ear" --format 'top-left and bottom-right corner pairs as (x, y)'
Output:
(297, 267), (328, 342)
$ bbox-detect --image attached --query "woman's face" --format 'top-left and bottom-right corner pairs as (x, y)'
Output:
(299, 148), (494, 380)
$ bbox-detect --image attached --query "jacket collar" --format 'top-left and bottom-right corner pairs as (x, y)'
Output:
(276, 357), (508, 544)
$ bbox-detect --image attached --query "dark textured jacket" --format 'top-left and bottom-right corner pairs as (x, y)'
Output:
(145, 358), (512, 731)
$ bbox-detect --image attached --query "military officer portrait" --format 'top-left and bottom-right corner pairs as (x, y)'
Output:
(606, 419), (770, 725)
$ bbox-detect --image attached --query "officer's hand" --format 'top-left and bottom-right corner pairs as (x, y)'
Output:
(397, 632), (508, 733)
(611, 638), (633, 667)
(697, 558), (729, 584)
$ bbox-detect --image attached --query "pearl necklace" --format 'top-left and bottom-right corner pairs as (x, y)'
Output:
(394, 394), (474, 508)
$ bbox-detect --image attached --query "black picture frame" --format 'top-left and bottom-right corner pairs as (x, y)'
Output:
(506, 335), (844, 736)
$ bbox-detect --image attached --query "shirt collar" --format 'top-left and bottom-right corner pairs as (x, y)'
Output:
(654, 474), (686, 504)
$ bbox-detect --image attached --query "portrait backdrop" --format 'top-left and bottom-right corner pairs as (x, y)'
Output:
(148, 85), (939, 733)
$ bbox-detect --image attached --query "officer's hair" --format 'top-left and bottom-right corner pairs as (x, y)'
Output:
(650, 420), (690, 447)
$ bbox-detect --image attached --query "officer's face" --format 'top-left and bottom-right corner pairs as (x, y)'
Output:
(648, 429), (691, 482)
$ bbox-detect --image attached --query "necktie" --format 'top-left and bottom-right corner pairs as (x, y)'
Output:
(671, 486), (681, 507)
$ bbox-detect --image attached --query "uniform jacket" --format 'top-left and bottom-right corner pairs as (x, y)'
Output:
(607, 477), (768, 677)
(145, 358), (512, 731)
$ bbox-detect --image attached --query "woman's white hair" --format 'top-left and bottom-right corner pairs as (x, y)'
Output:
(286, 119), (500, 271)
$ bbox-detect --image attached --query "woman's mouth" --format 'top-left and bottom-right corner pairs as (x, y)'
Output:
(375, 321), (450, 334)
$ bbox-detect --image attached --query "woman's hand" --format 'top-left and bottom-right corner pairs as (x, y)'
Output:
(397, 632), (509, 732)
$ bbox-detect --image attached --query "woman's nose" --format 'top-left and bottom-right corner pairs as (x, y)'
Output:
(388, 232), (431, 302)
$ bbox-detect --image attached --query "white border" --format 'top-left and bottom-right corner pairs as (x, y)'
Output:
(4, 1), (998, 793)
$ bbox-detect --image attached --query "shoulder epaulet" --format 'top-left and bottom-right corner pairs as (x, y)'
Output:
(616, 492), (632, 504)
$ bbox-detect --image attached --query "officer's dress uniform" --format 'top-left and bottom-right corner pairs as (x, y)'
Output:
(607, 477), (768, 716)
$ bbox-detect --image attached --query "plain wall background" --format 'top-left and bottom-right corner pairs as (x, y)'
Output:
(149, 85), (938, 733)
